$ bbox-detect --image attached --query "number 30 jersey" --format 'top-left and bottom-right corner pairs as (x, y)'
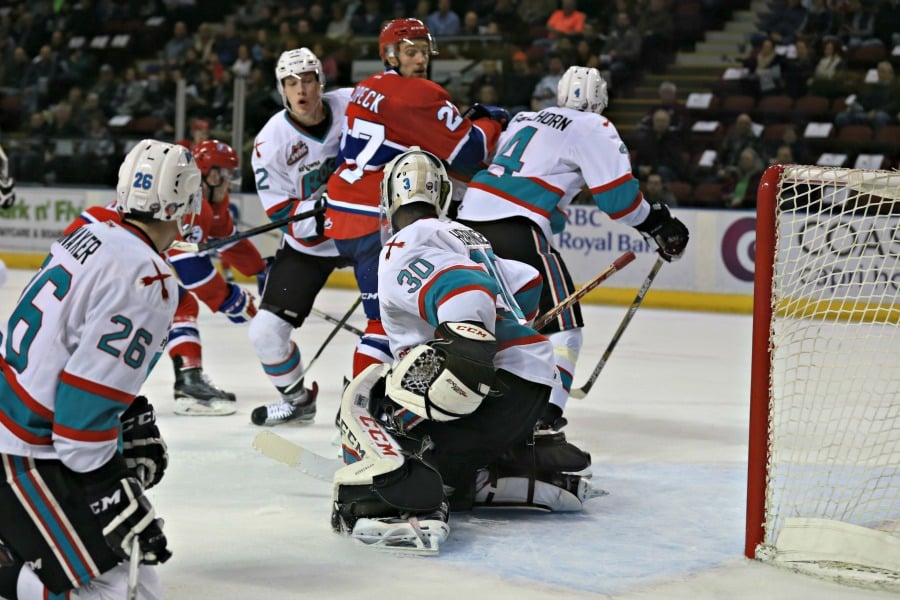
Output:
(378, 217), (558, 389)
(326, 71), (502, 240)
(0, 221), (176, 473)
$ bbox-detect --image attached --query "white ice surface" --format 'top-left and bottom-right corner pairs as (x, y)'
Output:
(0, 268), (893, 600)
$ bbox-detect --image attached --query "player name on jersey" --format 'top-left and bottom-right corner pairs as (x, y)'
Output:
(511, 110), (573, 131)
(349, 85), (386, 114)
(448, 227), (491, 248)
(58, 226), (103, 264)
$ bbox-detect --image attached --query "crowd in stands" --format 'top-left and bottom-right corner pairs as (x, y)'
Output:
(0, 0), (896, 210)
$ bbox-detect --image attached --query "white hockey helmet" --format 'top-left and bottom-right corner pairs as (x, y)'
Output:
(557, 66), (609, 115)
(275, 47), (324, 111)
(116, 139), (201, 224)
(380, 147), (451, 239)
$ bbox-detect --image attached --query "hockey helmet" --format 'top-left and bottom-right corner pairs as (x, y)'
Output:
(275, 47), (324, 111)
(380, 147), (451, 240)
(557, 66), (609, 115)
(192, 139), (239, 177)
(116, 139), (201, 224)
(378, 18), (438, 64)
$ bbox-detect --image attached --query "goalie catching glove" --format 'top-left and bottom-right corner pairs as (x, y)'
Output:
(386, 321), (497, 422)
(634, 202), (689, 262)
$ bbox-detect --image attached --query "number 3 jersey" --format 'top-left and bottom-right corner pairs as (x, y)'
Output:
(0, 221), (176, 473)
(251, 89), (351, 257)
(378, 217), (558, 389)
(457, 106), (650, 242)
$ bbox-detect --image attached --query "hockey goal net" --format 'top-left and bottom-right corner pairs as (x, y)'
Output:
(745, 164), (900, 591)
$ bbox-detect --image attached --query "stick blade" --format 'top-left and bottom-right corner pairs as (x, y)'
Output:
(252, 431), (341, 481)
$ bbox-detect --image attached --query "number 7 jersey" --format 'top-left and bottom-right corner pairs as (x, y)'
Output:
(0, 221), (176, 473)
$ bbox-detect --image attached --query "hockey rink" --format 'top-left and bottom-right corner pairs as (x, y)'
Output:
(0, 266), (893, 600)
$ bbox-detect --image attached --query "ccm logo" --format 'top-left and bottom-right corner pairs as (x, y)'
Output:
(452, 324), (487, 338)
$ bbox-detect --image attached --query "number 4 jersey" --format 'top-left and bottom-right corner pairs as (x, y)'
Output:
(378, 217), (558, 389)
(0, 221), (176, 473)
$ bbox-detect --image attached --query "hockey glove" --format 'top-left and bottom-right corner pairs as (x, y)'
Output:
(220, 283), (257, 324)
(466, 103), (510, 130)
(120, 396), (168, 489)
(85, 461), (171, 565)
(634, 202), (689, 262)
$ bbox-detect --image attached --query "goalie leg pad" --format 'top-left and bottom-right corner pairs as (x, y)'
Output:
(473, 465), (607, 512)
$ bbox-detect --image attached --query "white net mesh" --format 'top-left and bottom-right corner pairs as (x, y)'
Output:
(760, 165), (900, 590)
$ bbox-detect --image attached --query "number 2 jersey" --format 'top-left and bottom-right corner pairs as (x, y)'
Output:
(378, 217), (558, 389)
(252, 89), (351, 257)
(0, 221), (176, 473)
(325, 71), (502, 240)
(457, 106), (651, 242)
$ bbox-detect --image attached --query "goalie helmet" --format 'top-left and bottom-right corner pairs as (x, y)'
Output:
(275, 47), (324, 111)
(116, 139), (201, 223)
(192, 139), (239, 178)
(378, 18), (438, 64)
(379, 147), (451, 239)
(557, 66), (608, 115)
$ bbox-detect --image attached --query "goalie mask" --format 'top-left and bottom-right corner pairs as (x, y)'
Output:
(275, 47), (324, 112)
(379, 147), (451, 242)
(116, 139), (201, 232)
(557, 66), (609, 115)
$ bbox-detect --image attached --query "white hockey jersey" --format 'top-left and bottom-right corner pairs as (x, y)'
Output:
(457, 106), (650, 242)
(251, 89), (352, 257)
(0, 221), (176, 473)
(378, 217), (558, 388)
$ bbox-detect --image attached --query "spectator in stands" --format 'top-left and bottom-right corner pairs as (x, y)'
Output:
(770, 144), (796, 166)
(23, 44), (65, 112)
(784, 38), (815, 98)
(427, 0), (461, 36)
(531, 52), (566, 111)
(766, 123), (811, 165)
(742, 37), (786, 97)
(14, 111), (50, 182)
(113, 65), (150, 117)
(177, 118), (211, 149)
(4, 46), (30, 91)
(808, 39), (845, 96)
(47, 102), (81, 137)
(163, 21), (193, 68)
(573, 38), (599, 69)
(638, 81), (690, 134)
(756, 0), (808, 46)
(644, 172), (678, 207)
(501, 51), (540, 115)
(837, 0), (877, 50)
(717, 113), (767, 179)
(835, 60), (900, 131)
(193, 22), (216, 63)
(637, 0), (673, 73)
(469, 58), (503, 103)
(351, 0), (385, 36)
(632, 109), (690, 183)
(76, 114), (116, 184)
(306, 3), (331, 32)
(803, 0), (837, 41)
(518, 0), (557, 26)
(721, 147), (764, 208)
(232, 43), (254, 78)
(546, 0), (586, 40)
(872, 0), (900, 48)
(326, 4), (353, 41)
(90, 63), (117, 118)
(213, 20), (242, 67)
(599, 10), (642, 93)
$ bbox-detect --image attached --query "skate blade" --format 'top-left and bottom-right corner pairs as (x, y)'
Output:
(174, 398), (237, 416)
(350, 518), (444, 555)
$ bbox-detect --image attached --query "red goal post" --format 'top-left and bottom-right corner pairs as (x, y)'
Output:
(745, 164), (900, 591)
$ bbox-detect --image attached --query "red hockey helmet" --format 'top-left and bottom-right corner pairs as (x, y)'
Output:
(378, 18), (438, 63)
(192, 139), (239, 176)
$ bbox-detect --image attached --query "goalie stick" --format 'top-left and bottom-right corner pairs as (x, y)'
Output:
(570, 257), (664, 399)
(533, 250), (636, 331)
(169, 204), (325, 253)
(252, 430), (341, 480)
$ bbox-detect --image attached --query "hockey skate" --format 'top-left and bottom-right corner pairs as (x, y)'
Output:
(250, 381), (318, 426)
(337, 501), (450, 555)
(173, 358), (237, 416)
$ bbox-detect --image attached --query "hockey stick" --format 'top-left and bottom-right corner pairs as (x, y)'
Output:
(302, 296), (362, 377)
(570, 257), (664, 400)
(533, 250), (636, 331)
(169, 204), (325, 253)
(126, 536), (141, 600)
(311, 307), (364, 337)
(252, 430), (341, 481)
